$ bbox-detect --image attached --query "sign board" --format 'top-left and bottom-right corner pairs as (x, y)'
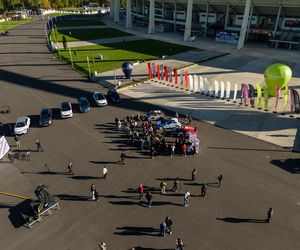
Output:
(216, 30), (239, 45)
(0, 136), (10, 160)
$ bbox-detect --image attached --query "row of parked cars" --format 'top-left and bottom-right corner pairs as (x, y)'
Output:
(13, 90), (121, 135)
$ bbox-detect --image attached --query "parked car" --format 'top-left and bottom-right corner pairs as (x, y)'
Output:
(60, 102), (73, 118)
(78, 97), (90, 112)
(141, 110), (165, 121)
(14, 116), (30, 135)
(107, 89), (120, 103)
(155, 118), (181, 130)
(93, 92), (108, 106)
(39, 108), (52, 126)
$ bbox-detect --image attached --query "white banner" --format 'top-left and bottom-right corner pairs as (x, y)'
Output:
(220, 81), (225, 99)
(0, 136), (10, 160)
(226, 81), (231, 99)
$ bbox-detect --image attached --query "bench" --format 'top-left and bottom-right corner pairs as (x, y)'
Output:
(269, 39), (299, 50)
(27, 202), (60, 228)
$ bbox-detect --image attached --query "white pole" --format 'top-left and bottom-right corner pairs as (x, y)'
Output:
(237, 0), (252, 50)
(87, 56), (91, 78)
(69, 48), (73, 67)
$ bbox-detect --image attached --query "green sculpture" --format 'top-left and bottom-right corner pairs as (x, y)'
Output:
(264, 63), (292, 96)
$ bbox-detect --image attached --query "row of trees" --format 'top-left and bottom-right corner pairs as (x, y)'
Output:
(0, 0), (110, 11)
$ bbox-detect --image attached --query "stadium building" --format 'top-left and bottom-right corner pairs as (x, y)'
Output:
(109, 0), (300, 49)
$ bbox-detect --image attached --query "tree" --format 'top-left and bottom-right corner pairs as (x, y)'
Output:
(41, 0), (51, 9)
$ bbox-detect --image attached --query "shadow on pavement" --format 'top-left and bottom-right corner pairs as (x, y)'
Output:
(216, 217), (266, 223)
(114, 226), (160, 237)
(270, 159), (300, 174)
(55, 194), (90, 201)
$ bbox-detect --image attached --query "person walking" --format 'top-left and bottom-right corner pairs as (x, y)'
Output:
(265, 208), (273, 223)
(192, 168), (197, 181)
(176, 238), (185, 250)
(8, 151), (14, 163)
(172, 178), (180, 192)
(217, 174), (223, 187)
(91, 184), (96, 201)
(138, 184), (144, 199)
(120, 151), (126, 165)
(15, 135), (20, 148)
(165, 216), (173, 235)
(160, 179), (167, 195)
(36, 139), (44, 152)
(67, 162), (74, 175)
(117, 120), (122, 130)
(170, 144), (175, 157)
(103, 166), (108, 179)
(183, 190), (191, 207)
(145, 192), (153, 207)
(159, 221), (167, 237)
(201, 183), (207, 197)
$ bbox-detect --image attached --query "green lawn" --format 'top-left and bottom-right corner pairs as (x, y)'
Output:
(0, 19), (32, 32)
(50, 28), (133, 42)
(55, 39), (195, 76)
(57, 19), (104, 27)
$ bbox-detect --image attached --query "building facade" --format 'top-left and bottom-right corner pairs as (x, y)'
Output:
(110, 0), (300, 49)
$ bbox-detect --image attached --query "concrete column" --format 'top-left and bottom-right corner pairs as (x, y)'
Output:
(174, 0), (177, 32)
(246, 5), (253, 41)
(184, 0), (193, 41)
(237, 0), (252, 50)
(204, 3), (209, 36)
(114, 0), (120, 23)
(273, 5), (282, 38)
(224, 4), (230, 29)
(148, 0), (155, 34)
(110, 0), (114, 19)
(126, 0), (132, 28)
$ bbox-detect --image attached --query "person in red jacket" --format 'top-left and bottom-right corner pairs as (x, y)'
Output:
(181, 144), (187, 157)
(138, 184), (144, 199)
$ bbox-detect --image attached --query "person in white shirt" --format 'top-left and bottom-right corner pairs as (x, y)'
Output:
(103, 166), (108, 179)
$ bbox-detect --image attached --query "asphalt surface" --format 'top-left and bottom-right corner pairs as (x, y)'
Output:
(0, 20), (300, 250)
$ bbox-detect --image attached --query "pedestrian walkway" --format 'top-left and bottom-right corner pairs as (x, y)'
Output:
(57, 25), (107, 30)
(55, 35), (146, 49)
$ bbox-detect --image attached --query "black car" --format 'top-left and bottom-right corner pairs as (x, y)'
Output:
(107, 89), (121, 103)
(39, 108), (52, 126)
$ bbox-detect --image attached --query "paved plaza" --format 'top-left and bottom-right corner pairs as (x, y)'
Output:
(0, 20), (300, 250)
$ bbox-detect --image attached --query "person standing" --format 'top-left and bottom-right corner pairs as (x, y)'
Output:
(201, 183), (207, 197)
(172, 178), (179, 192)
(138, 184), (144, 199)
(165, 216), (173, 235)
(265, 208), (273, 223)
(91, 184), (96, 201)
(145, 192), (153, 207)
(120, 151), (126, 165)
(160, 221), (167, 237)
(150, 146), (155, 159)
(103, 166), (108, 179)
(192, 168), (197, 181)
(99, 241), (106, 250)
(176, 238), (185, 250)
(15, 135), (20, 148)
(170, 144), (175, 157)
(181, 144), (187, 157)
(117, 120), (122, 130)
(217, 174), (223, 187)
(183, 190), (191, 207)
(160, 179), (167, 195)
(36, 139), (44, 152)
(67, 162), (74, 175)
